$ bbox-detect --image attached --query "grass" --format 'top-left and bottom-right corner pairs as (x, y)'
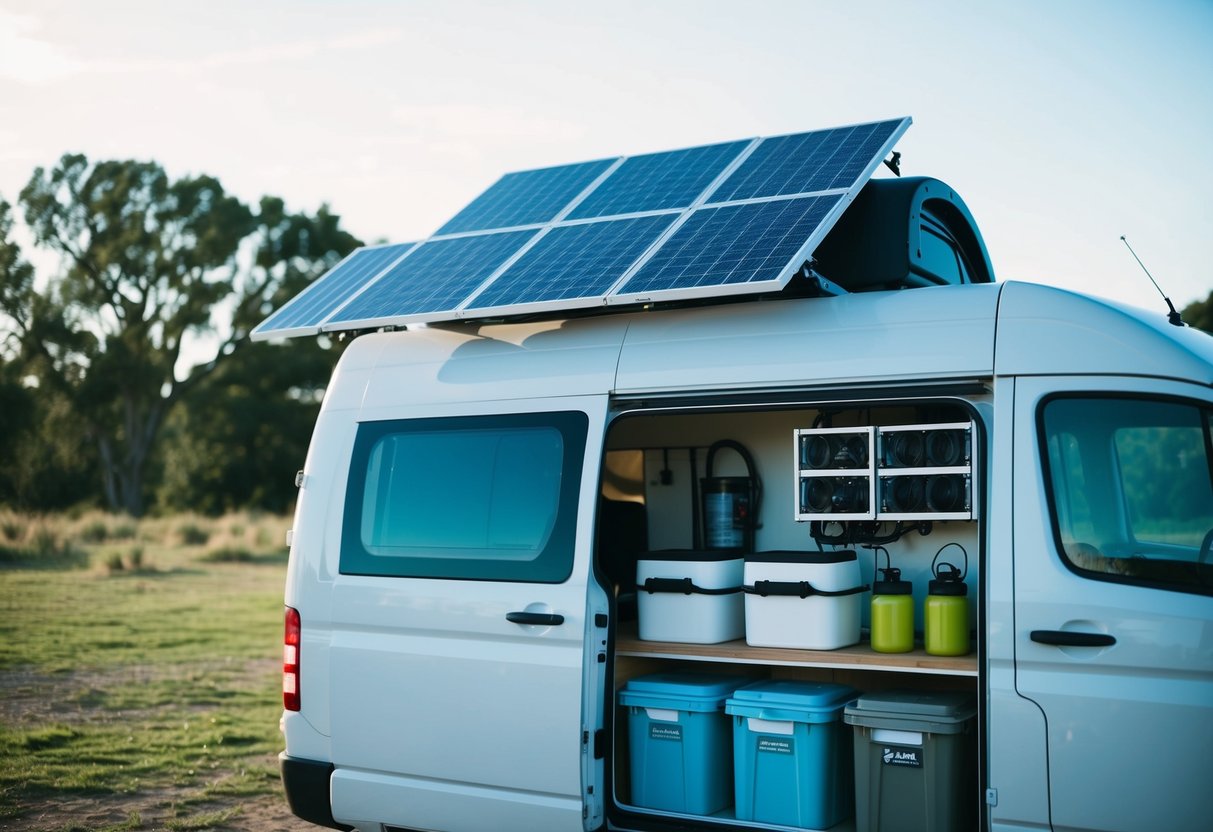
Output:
(0, 509), (292, 830)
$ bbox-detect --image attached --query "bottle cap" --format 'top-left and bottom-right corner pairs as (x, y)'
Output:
(874, 567), (913, 595)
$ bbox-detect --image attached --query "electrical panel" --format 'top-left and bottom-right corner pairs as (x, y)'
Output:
(794, 420), (977, 522)
(793, 426), (876, 521)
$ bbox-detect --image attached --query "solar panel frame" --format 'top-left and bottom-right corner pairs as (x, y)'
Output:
(611, 194), (844, 299)
(252, 117), (911, 337)
(460, 213), (679, 318)
(606, 116), (910, 306)
(433, 157), (619, 236)
(704, 118), (908, 203)
(249, 242), (416, 341)
(321, 228), (539, 330)
(564, 139), (750, 220)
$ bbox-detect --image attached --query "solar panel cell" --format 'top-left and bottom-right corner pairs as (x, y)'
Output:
(251, 243), (412, 336)
(709, 119), (904, 202)
(468, 214), (677, 309)
(618, 195), (842, 294)
(566, 140), (749, 220)
(434, 159), (616, 235)
(327, 230), (536, 323)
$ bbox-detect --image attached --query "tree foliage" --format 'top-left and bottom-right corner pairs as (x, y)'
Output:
(1181, 291), (1213, 335)
(0, 155), (359, 515)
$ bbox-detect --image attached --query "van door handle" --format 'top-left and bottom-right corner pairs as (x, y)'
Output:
(506, 611), (565, 626)
(1030, 629), (1116, 647)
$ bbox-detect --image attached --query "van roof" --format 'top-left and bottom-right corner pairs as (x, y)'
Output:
(326, 282), (1213, 413)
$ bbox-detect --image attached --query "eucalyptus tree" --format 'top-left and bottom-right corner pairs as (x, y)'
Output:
(2, 155), (358, 515)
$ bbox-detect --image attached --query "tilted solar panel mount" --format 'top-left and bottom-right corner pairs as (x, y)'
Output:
(250, 117), (911, 341)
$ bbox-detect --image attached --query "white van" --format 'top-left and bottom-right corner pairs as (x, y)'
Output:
(264, 124), (1213, 832)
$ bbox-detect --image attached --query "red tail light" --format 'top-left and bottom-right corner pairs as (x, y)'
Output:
(284, 606), (301, 711)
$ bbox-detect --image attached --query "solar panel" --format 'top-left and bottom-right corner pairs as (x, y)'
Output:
(466, 214), (677, 312)
(324, 229), (537, 326)
(250, 243), (413, 338)
(434, 159), (617, 235)
(614, 195), (842, 299)
(565, 140), (750, 220)
(251, 117), (910, 340)
(708, 119), (906, 202)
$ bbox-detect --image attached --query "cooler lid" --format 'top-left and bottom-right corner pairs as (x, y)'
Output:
(619, 672), (744, 712)
(725, 679), (856, 723)
(844, 690), (977, 732)
(746, 549), (857, 564)
(638, 549), (746, 563)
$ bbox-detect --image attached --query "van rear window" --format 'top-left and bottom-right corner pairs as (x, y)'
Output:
(340, 411), (588, 581)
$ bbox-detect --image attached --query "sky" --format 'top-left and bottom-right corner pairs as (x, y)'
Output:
(1, 0), (1211, 338)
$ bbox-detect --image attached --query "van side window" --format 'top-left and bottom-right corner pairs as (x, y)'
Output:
(341, 411), (588, 582)
(1041, 396), (1213, 595)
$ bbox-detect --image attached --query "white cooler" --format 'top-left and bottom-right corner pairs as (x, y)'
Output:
(636, 551), (745, 644)
(743, 550), (867, 650)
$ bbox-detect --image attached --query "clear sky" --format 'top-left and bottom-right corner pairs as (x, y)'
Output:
(2, 0), (1210, 323)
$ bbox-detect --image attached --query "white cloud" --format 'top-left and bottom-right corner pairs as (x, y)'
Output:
(0, 10), (84, 84)
(0, 13), (403, 82)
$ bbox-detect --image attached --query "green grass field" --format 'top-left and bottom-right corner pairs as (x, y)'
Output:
(0, 511), (297, 832)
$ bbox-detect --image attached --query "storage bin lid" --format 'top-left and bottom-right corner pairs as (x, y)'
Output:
(844, 690), (977, 733)
(619, 672), (745, 712)
(638, 549), (746, 563)
(725, 679), (856, 723)
(746, 549), (857, 564)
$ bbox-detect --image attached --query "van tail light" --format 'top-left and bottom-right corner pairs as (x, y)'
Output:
(284, 606), (301, 711)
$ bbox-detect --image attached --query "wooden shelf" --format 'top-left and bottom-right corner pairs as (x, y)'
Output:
(616, 622), (977, 676)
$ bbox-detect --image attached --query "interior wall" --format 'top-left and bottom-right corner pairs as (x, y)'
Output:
(606, 407), (981, 631)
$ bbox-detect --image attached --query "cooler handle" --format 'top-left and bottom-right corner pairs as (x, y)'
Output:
(641, 577), (741, 596)
(743, 580), (869, 599)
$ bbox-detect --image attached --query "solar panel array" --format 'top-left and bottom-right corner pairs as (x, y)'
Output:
(252, 117), (910, 340)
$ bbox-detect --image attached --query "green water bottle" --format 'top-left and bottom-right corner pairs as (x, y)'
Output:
(870, 567), (914, 653)
(925, 545), (969, 656)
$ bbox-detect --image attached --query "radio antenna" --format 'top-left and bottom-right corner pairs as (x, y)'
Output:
(1120, 236), (1183, 327)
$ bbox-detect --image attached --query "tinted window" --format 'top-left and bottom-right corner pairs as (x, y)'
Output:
(1041, 396), (1213, 595)
(341, 411), (588, 581)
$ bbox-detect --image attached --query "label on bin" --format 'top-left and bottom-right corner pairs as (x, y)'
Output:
(757, 737), (794, 755)
(649, 723), (682, 742)
(882, 745), (923, 767)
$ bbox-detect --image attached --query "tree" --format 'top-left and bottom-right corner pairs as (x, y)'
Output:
(155, 338), (338, 515)
(1182, 291), (1213, 335)
(2, 155), (359, 515)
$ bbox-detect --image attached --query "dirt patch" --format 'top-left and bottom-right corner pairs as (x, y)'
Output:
(2, 775), (318, 832)
(1, 660), (319, 831)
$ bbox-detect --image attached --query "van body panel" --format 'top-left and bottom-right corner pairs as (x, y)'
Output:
(995, 281), (1213, 383)
(615, 284), (1000, 393)
(320, 394), (608, 830)
(984, 377), (1052, 830)
(281, 280), (1213, 832)
(1011, 375), (1213, 832)
(355, 316), (629, 407)
(330, 767), (583, 832)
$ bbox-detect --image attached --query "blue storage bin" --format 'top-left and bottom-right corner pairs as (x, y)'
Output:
(726, 679), (857, 828)
(619, 672), (745, 815)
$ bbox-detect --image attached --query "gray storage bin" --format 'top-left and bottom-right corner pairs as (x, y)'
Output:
(844, 690), (977, 832)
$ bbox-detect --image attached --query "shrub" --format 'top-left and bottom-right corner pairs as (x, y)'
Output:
(199, 547), (254, 563)
(178, 523), (210, 546)
(112, 522), (138, 540)
(79, 519), (110, 544)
